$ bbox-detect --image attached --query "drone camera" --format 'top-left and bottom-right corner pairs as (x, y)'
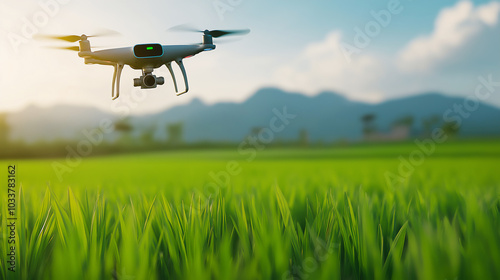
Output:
(134, 74), (164, 89)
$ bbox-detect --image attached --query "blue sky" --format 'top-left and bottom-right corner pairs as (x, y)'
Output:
(0, 0), (499, 113)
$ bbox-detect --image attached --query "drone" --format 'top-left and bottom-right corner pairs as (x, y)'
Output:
(39, 28), (250, 100)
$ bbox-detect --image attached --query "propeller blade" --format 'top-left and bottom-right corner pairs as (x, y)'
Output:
(35, 34), (82, 42)
(46, 46), (80, 51)
(168, 25), (250, 38)
(45, 45), (104, 51)
(167, 24), (200, 33)
(208, 29), (250, 38)
(35, 30), (121, 42)
(91, 29), (121, 37)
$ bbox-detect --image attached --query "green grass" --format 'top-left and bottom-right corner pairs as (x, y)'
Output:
(1, 140), (500, 279)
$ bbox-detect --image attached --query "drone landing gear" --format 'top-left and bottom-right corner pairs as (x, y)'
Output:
(166, 62), (178, 93)
(112, 63), (124, 100)
(110, 59), (189, 100)
(165, 59), (189, 96)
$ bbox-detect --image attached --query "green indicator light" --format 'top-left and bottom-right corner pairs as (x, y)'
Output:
(147, 47), (153, 50)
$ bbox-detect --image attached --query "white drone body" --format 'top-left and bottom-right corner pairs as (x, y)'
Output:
(44, 29), (249, 100)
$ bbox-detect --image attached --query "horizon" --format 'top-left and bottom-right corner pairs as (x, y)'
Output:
(4, 85), (500, 116)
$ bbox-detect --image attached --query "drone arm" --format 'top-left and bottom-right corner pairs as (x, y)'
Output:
(112, 64), (124, 100)
(165, 62), (179, 93)
(175, 59), (189, 96)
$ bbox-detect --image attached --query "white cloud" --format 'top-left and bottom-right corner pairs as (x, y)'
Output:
(274, 31), (385, 103)
(398, 0), (500, 72)
(274, 1), (500, 106)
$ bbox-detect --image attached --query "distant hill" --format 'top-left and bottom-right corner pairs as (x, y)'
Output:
(6, 88), (500, 143)
(7, 104), (116, 143)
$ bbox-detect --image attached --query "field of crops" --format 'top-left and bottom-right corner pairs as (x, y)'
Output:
(1, 140), (500, 280)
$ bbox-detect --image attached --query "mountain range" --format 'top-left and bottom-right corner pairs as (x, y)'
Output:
(6, 87), (500, 143)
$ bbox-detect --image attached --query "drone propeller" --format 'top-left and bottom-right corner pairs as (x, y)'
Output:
(202, 29), (250, 38)
(168, 24), (250, 38)
(45, 45), (105, 52)
(35, 30), (121, 42)
(47, 45), (80, 51)
(36, 35), (83, 42)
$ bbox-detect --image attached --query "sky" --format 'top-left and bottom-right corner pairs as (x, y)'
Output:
(0, 0), (499, 114)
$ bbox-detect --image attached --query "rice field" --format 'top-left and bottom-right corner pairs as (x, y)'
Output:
(1, 140), (500, 280)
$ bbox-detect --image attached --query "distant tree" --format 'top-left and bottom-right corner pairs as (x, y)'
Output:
(361, 113), (375, 123)
(114, 118), (133, 133)
(393, 115), (414, 127)
(167, 122), (184, 145)
(422, 115), (440, 137)
(250, 127), (263, 136)
(0, 113), (9, 145)
(114, 118), (133, 143)
(361, 113), (377, 136)
(442, 120), (460, 138)
(140, 124), (157, 145)
(298, 129), (309, 147)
